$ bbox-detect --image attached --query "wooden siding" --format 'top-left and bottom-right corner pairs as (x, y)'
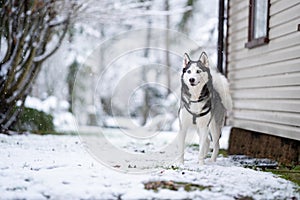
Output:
(227, 0), (300, 140)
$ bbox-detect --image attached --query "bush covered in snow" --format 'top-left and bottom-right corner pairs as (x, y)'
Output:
(12, 107), (54, 133)
(22, 96), (76, 133)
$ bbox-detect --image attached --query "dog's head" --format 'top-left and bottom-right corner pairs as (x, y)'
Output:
(182, 52), (210, 88)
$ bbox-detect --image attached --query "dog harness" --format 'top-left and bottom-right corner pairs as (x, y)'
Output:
(180, 58), (214, 125)
(181, 84), (212, 125)
(183, 102), (211, 124)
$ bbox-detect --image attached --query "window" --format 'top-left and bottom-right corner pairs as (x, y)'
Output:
(245, 0), (270, 49)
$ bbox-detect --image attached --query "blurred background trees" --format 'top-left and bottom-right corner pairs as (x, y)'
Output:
(0, 0), (218, 133)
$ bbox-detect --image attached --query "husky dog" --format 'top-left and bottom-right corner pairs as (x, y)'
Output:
(178, 52), (232, 165)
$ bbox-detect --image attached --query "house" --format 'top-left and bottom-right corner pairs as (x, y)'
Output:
(221, 0), (300, 164)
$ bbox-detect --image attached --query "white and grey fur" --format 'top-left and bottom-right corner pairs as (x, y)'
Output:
(178, 52), (232, 165)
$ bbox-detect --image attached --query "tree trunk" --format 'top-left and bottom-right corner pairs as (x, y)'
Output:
(141, 2), (152, 126)
(165, 0), (171, 95)
(0, 1), (78, 132)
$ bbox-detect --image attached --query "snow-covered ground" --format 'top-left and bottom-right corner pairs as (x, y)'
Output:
(0, 130), (299, 200)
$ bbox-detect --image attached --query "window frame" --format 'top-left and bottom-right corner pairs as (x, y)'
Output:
(245, 0), (270, 49)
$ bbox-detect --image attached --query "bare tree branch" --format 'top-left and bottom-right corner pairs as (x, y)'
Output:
(0, 0), (80, 130)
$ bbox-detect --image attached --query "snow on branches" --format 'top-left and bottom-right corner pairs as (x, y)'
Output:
(0, 0), (80, 130)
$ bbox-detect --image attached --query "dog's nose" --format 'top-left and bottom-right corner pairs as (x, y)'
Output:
(189, 78), (195, 83)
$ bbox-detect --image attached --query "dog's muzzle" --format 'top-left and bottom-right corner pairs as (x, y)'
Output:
(189, 78), (198, 86)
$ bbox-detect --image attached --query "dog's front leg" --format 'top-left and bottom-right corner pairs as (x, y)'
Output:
(198, 127), (209, 165)
(178, 117), (188, 164)
(178, 127), (187, 164)
(209, 119), (221, 162)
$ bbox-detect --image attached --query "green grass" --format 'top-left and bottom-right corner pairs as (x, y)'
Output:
(187, 143), (228, 158)
(218, 149), (228, 157)
(144, 180), (211, 192)
(164, 165), (180, 170)
(187, 143), (199, 150)
(13, 107), (55, 134)
(187, 144), (299, 187)
(30, 130), (78, 135)
(234, 195), (254, 200)
(265, 165), (300, 187)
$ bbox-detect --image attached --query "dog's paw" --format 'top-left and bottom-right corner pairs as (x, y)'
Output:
(170, 158), (184, 167)
(208, 158), (217, 163)
(178, 157), (184, 165)
(178, 161), (184, 167)
(204, 159), (213, 165)
(198, 160), (205, 165)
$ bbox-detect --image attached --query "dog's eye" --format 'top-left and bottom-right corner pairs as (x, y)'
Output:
(196, 70), (201, 73)
(187, 70), (191, 74)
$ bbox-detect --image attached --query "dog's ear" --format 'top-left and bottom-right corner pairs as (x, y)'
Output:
(183, 53), (191, 68)
(199, 52), (209, 68)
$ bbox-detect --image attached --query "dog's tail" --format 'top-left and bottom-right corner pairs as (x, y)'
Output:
(211, 70), (233, 111)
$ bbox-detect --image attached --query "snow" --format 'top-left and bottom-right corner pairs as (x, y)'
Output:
(24, 96), (76, 132)
(53, 112), (77, 132)
(3, 2), (298, 198)
(25, 96), (57, 114)
(220, 126), (231, 149)
(0, 130), (298, 200)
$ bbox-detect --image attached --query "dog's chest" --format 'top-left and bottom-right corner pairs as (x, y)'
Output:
(189, 101), (207, 113)
(180, 83), (212, 126)
(180, 107), (211, 127)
